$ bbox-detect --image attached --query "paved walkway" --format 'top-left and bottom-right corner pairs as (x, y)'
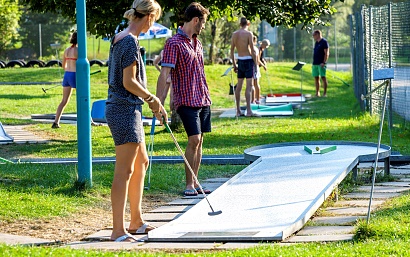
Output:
(0, 125), (49, 145)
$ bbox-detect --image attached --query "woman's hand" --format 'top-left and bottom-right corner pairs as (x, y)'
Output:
(145, 94), (168, 124)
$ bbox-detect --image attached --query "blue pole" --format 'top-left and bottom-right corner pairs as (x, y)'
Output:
(76, 0), (92, 187)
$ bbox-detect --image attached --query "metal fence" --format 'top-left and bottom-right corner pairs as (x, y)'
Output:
(350, 2), (410, 126)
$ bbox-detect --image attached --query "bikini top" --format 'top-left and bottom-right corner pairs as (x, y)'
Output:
(66, 44), (77, 61)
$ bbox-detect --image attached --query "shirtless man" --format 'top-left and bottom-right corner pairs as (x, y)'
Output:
(230, 17), (258, 117)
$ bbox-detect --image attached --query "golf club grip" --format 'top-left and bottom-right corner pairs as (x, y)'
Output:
(150, 116), (156, 135)
(162, 116), (171, 133)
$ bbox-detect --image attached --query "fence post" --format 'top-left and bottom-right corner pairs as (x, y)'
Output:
(368, 6), (373, 115)
(388, 3), (393, 130)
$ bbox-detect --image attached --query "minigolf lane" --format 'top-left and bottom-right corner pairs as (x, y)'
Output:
(148, 141), (390, 242)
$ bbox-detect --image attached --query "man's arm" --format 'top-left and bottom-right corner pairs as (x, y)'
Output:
(156, 66), (171, 105)
(153, 53), (162, 72)
(324, 48), (329, 64)
(230, 33), (237, 72)
(248, 33), (257, 65)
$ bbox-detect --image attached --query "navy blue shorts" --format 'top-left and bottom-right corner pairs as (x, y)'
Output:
(62, 71), (76, 88)
(237, 59), (254, 79)
(177, 106), (211, 137)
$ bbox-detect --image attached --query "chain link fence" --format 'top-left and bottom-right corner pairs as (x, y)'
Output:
(350, 2), (410, 126)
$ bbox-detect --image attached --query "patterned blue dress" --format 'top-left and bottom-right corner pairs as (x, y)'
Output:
(105, 35), (146, 146)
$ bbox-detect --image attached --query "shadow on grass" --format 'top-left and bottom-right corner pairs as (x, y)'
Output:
(0, 93), (50, 100)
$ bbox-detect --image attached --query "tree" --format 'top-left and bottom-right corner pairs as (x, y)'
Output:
(0, 0), (22, 58)
(20, 0), (344, 38)
(17, 9), (73, 59)
(19, 0), (344, 127)
(236, 0), (344, 29)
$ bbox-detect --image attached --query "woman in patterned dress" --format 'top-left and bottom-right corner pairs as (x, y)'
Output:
(105, 0), (167, 242)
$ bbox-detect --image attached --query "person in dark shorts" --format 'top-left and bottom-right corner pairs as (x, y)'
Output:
(105, 0), (167, 243)
(230, 17), (259, 117)
(156, 2), (212, 197)
(52, 31), (78, 128)
(312, 30), (329, 97)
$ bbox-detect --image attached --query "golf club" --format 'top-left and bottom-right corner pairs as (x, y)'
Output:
(331, 73), (350, 87)
(42, 84), (60, 93)
(266, 64), (273, 96)
(221, 66), (238, 120)
(162, 117), (222, 216)
(145, 116), (156, 190)
(90, 70), (102, 75)
(42, 70), (102, 93)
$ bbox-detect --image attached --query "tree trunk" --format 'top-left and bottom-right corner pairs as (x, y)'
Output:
(169, 108), (183, 131)
(209, 21), (217, 64)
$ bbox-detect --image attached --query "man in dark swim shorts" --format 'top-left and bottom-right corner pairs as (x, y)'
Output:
(230, 17), (260, 117)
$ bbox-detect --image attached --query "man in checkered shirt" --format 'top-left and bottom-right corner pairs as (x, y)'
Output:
(156, 2), (212, 197)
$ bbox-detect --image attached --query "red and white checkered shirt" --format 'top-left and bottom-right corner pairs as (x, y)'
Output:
(161, 28), (212, 110)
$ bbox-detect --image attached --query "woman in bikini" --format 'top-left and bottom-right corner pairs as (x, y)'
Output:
(52, 31), (78, 128)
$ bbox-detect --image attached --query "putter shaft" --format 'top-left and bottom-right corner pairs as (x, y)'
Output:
(163, 119), (221, 215)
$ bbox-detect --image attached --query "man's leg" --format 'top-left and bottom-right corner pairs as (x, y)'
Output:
(314, 77), (320, 97)
(235, 78), (244, 116)
(184, 134), (203, 190)
(245, 78), (253, 115)
(321, 77), (328, 97)
(254, 78), (260, 102)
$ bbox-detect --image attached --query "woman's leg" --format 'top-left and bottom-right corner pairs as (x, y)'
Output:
(54, 86), (73, 125)
(254, 78), (260, 102)
(128, 142), (149, 231)
(110, 142), (139, 241)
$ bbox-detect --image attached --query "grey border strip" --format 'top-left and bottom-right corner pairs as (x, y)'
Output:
(11, 155), (249, 165)
(244, 141), (391, 162)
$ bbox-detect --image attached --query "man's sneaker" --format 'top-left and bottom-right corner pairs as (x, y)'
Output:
(51, 123), (60, 129)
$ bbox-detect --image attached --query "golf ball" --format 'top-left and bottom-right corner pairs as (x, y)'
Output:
(315, 146), (320, 151)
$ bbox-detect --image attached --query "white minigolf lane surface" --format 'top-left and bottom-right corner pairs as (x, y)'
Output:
(148, 141), (390, 242)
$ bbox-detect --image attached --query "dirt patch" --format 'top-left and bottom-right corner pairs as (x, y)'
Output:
(0, 195), (174, 243)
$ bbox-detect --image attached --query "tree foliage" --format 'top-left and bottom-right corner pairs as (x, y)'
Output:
(17, 9), (73, 59)
(20, 0), (344, 38)
(236, 0), (344, 29)
(0, 0), (22, 57)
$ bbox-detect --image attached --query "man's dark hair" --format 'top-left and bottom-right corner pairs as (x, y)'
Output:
(240, 17), (250, 27)
(184, 2), (210, 22)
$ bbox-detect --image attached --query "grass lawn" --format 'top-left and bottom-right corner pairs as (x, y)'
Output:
(0, 63), (409, 255)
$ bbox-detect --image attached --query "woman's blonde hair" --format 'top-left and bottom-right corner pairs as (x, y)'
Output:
(123, 0), (161, 21)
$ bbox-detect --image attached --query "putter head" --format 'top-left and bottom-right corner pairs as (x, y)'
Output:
(208, 210), (222, 216)
(221, 66), (233, 77)
(42, 88), (47, 93)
